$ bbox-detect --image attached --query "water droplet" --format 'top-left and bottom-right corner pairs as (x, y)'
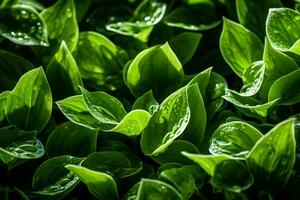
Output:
(66, 8), (72, 18)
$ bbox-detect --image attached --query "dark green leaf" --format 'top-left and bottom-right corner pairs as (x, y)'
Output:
(132, 90), (159, 115)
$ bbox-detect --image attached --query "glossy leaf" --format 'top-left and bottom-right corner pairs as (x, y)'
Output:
(46, 41), (83, 100)
(236, 0), (282, 38)
(220, 18), (263, 77)
(211, 160), (254, 192)
(187, 67), (212, 100)
(182, 152), (232, 176)
(0, 91), (9, 124)
(46, 122), (98, 157)
(0, 5), (48, 46)
(141, 87), (190, 156)
(246, 119), (296, 192)
(132, 90), (159, 115)
(73, 31), (127, 91)
(56, 95), (102, 130)
(33, 156), (82, 196)
(126, 42), (184, 99)
(169, 32), (202, 65)
(66, 165), (119, 200)
(268, 69), (300, 105)
(164, 5), (221, 31)
(209, 121), (262, 159)
(5, 67), (52, 132)
(123, 179), (182, 200)
(0, 49), (33, 92)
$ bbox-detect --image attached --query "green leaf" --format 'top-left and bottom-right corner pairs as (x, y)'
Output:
(56, 95), (103, 130)
(5, 67), (52, 132)
(182, 152), (232, 176)
(141, 87), (190, 156)
(151, 140), (199, 165)
(236, 0), (282, 38)
(65, 165), (119, 200)
(110, 109), (151, 136)
(169, 32), (202, 65)
(0, 5), (48, 46)
(263, 38), (298, 80)
(0, 126), (43, 164)
(82, 151), (142, 178)
(33, 156), (82, 196)
(246, 119), (296, 192)
(209, 121), (263, 158)
(268, 68), (300, 105)
(73, 31), (127, 91)
(36, 0), (78, 62)
(220, 18), (263, 77)
(0, 91), (9, 125)
(80, 87), (127, 126)
(46, 41), (83, 100)
(266, 8), (300, 52)
(123, 179), (182, 200)
(106, 0), (167, 42)
(187, 67), (212, 100)
(46, 122), (98, 157)
(0, 49), (33, 92)
(126, 42), (184, 99)
(132, 90), (159, 115)
(73, 0), (92, 22)
(159, 165), (204, 200)
(211, 160), (254, 193)
(164, 5), (221, 31)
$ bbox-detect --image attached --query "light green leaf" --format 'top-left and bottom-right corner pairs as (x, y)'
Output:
(33, 156), (82, 196)
(209, 121), (263, 158)
(0, 91), (9, 125)
(0, 5), (48, 46)
(0, 49), (33, 92)
(187, 67), (212, 100)
(236, 0), (282, 38)
(46, 122), (98, 157)
(268, 68), (300, 105)
(132, 90), (159, 115)
(182, 152), (232, 176)
(5, 67), (52, 132)
(126, 42), (184, 99)
(46, 41), (83, 100)
(169, 32), (202, 65)
(56, 95), (103, 130)
(246, 119), (296, 192)
(123, 179), (182, 200)
(73, 31), (127, 91)
(141, 87), (190, 156)
(220, 18), (263, 77)
(65, 165), (118, 200)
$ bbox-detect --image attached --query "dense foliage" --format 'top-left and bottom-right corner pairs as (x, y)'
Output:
(1, 0), (300, 199)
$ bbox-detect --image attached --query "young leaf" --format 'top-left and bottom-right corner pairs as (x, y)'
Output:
(211, 160), (254, 193)
(82, 151), (142, 178)
(141, 87), (190, 156)
(5, 67), (52, 132)
(268, 68), (300, 105)
(164, 5), (221, 31)
(187, 67), (212, 100)
(220, 18), (263, 77)
(65, 165), (119, 200)
(0, 50), (33, 92)
(46, 122), (98, 157)
(126, 42), (184, 99)
(266, 8), (300, 52)
(123, 179), (182, 200)
(46, 41), (83, 100)
(181, 152), (232, 176)
(73, 31), (127, 91)
(33, 156), (82, 196)
(169, 32), (202, 65)
(246, 119), (296, 192)
(263, 38), (298, 80)
(209, 121), (263, 159)
(36, 0), (78, 62)
(236, 0), (282, 38)
(0, 5), (48, 46)
(132, 90), (159, 115)
(56, 95), (103, 130)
